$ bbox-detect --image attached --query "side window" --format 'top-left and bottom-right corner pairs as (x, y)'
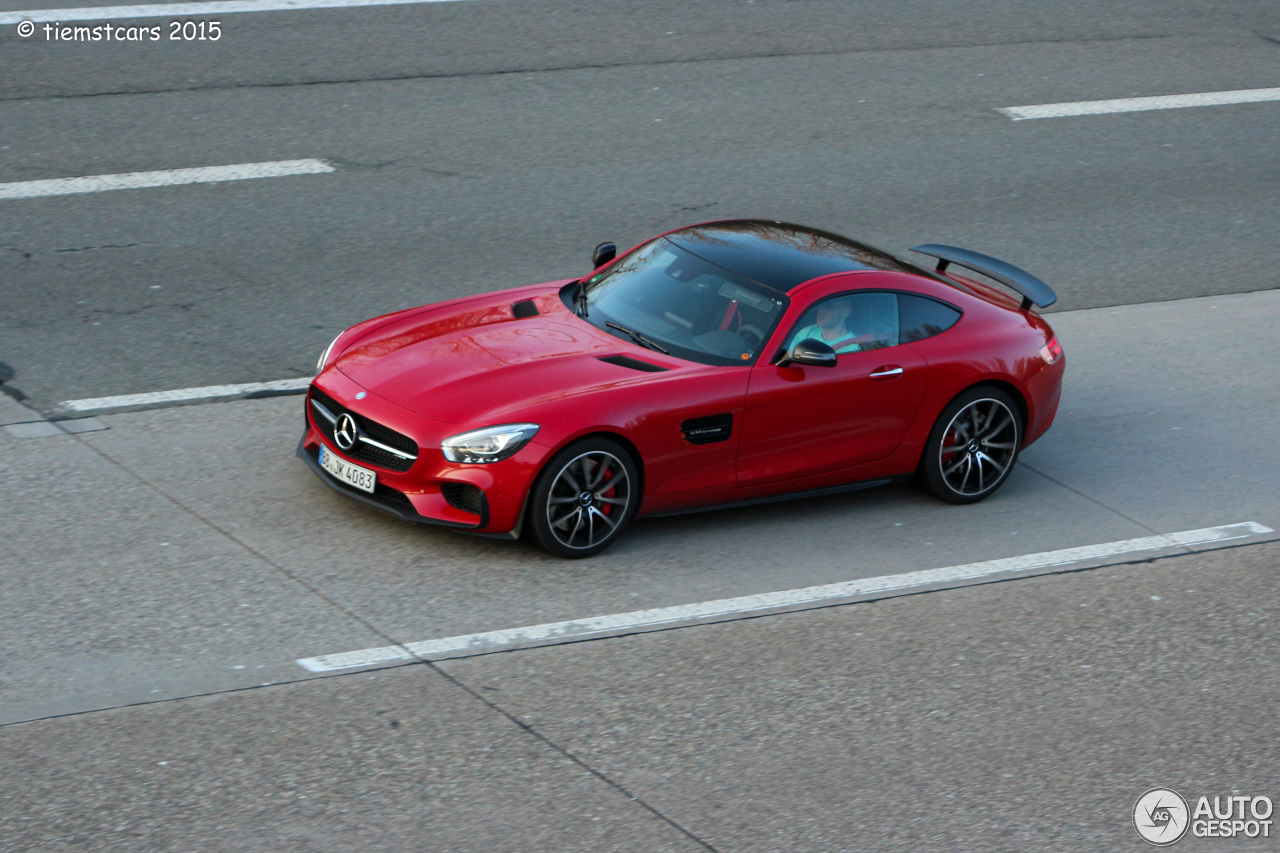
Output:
(898, 294), (961, 343)
(786, 291), (900, 355)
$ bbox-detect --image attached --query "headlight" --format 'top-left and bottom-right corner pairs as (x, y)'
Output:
(316, 331), (345, 374)
(442, 424), (540, 464)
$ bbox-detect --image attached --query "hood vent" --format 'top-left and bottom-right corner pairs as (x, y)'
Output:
(598, 354), (668, 373)
(511, 299), (540, 318)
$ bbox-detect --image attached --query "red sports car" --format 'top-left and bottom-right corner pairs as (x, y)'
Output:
(300, 220), (1064, 557)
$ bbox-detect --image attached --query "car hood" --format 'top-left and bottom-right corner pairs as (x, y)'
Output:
(333, 293), (678, 424)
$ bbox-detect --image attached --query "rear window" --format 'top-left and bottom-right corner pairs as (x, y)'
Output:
(898, 294), (961, 343)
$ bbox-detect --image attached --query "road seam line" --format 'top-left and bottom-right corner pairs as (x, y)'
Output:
(1020, 462), (1169, 539)
(420, 663), (725, 852)
(0, 35), (1182, 105)
(18, 433), (722, 849)
(46, 289), (1280, 417)
(297, 522), (1274, 672)
(5, 533), (1277, 730)
(65, 429), (422, 684)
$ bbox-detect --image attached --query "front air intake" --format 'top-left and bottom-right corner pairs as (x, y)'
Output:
(441, 482), (485, 516)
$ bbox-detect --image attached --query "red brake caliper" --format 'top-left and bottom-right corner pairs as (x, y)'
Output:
(599, 464), (615, 516)
(942, 427), (958, 469)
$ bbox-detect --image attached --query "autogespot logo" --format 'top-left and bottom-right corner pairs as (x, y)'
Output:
(1134, 789), (1190, 846)
(1134, 789), (1275, 845)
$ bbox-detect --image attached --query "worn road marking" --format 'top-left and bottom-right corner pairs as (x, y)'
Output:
(0, 160), (333, 201)
(998, 87), (1280, 120)
(296, 521), (1275, 672)
(0, 0), (473, 24)
(57, 377), (312, 415)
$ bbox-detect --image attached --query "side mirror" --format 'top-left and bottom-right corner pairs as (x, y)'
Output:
(776, 338), (837, 368)
(592, 242), (617, 269)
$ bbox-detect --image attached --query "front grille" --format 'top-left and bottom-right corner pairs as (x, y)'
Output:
(441, 482), (485, 516)
(309, 386), (419, 473)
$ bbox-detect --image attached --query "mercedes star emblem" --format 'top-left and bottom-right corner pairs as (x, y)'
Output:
(334, 413), (359, 450)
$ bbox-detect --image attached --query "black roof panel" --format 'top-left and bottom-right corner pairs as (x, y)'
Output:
(665, 220), (906, 293)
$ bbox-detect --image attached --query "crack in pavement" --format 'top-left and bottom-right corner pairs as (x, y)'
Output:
(6, 530), (1276, 730)
(3, 429), (726, 850)
(6, 243), (159, 260)
(328, 156), (466, 178)
(0, 32), (1181, 104)
(1020, 462), (1175, 545)
(51, 243), (140, 253)
(416, 662), (725, 852)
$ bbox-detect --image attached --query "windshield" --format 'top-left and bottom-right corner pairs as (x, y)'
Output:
(574, 238), (789, 366)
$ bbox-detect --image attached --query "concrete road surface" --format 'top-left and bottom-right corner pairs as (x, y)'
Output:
(2, 291), (1278, 849)
(2, 540), (1276, 851)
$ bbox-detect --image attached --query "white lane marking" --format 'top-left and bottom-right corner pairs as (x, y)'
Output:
(0, 0), (471, 24)
(296, 521), (1275, 672)
(0, 160), (333, 201)
(58, 377), (311, 414)
(998, 87), (1280, 120)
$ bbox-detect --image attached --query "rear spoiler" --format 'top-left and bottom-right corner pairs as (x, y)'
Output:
(909, 244), (1057, 311)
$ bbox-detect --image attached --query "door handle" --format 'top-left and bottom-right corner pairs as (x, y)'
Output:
(869, 366), (904, 379)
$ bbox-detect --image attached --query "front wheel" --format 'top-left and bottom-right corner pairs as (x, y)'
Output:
(918, 387), (1022, 504)
(527, 438), (640, 558)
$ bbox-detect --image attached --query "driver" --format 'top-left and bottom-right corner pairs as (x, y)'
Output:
(788, 298), (862, 353)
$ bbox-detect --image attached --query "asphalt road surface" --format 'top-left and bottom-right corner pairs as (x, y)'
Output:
(2, 0), (1279, 850)
(2, 0), (1279, 408)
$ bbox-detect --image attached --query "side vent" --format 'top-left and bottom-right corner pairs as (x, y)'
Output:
(681, 414), (733, 445)
(598, 355), (668, 373)
(511, 299), (540, 318)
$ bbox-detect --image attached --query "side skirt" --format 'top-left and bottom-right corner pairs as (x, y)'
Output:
(643, 476), (909, 520)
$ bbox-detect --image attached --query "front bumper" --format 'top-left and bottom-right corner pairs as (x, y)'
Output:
(297, 375), (542, 537)
(297, 435), (490, 530)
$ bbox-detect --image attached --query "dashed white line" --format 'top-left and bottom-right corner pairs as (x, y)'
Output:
(0, 0), (472, 24)
(998, 87), (1280, 120)
(0, 160), (334, 201)
(57, 377), (312, 415)
(296, 521), (1275, 672)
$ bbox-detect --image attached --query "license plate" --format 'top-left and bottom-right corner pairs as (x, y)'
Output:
(319, 444), (377, 494)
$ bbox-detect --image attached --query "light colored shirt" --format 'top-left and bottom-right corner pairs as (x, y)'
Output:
(788, 324), (862, 354)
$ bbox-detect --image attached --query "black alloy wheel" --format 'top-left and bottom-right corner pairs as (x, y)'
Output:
(919, 386), (1022, 504)
(527, 437), (639, 558)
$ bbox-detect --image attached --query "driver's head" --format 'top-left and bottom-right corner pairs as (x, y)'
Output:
(815, 299), (852, 331)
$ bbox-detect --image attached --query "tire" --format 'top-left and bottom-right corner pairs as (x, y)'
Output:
(918, 386), (1023, 504)
(527, 437), (640, 558)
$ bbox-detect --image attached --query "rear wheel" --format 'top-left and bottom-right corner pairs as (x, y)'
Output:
(919, 387), (1022, 504)
(527, 438), (639, 558)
